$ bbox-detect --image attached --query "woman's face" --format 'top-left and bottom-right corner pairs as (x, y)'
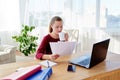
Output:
(51, 21), (63, 34)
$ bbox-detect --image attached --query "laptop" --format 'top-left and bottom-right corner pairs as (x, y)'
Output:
(69, 39), (110, 68)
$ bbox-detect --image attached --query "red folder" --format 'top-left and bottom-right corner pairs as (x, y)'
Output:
(1, 65), (41, 80)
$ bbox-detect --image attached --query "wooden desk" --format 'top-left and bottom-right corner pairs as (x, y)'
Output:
(0, 52), (120, 80)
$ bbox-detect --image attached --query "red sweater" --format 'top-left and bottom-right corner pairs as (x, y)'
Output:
(35, 34), (59, 59)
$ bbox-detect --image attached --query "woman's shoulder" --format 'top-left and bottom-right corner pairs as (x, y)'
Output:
(43, 34), (59, 41)
(42, 34), (52, 41)
(44, 34), (51, 39)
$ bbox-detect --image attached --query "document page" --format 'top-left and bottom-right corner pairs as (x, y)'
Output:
(50, 41), (76, 56)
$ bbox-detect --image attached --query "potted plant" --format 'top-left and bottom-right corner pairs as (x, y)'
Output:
(12, 24), (38, 56)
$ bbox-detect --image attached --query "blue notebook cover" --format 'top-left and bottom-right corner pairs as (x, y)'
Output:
(26, 67), (52, 80)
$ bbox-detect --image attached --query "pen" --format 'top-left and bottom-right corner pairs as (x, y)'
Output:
(47, 60), (50, 68)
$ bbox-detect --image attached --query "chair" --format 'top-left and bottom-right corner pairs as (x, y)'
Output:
(63, 29), (79, 42)
(63, 29), (80, 54)
(0, 45), (16, 64)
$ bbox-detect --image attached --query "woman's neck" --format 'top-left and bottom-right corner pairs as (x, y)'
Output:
(50, 32), (59, 39)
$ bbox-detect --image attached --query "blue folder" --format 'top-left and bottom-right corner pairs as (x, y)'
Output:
(26, 67), (52, 80)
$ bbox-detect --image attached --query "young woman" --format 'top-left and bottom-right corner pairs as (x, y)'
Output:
(35, 16), (68, 60)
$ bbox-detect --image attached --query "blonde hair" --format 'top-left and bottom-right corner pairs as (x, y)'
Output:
(49, 16), (63, 33)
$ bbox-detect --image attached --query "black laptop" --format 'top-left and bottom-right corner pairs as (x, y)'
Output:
(69, 39), (110, 68)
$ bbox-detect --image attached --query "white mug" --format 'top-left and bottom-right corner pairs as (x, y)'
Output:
(59, 32), (65, 42)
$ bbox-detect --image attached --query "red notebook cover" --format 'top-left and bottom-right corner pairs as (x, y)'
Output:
(1, 65), (41, 80)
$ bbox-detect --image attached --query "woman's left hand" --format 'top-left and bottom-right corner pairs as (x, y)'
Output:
(50, 54), (60, 60)
(65, 33), (69, 41)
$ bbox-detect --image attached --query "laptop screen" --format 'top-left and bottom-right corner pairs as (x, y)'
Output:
(89, 39), (110, 68)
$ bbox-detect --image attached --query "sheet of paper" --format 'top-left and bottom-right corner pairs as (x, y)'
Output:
(50, 41), (76, 56)
(39, 60), (57, 67)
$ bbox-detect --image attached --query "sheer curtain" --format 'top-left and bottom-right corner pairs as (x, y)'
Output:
(0, 0), (119, 53)
(24, 0), (97, 29)
(24, 0), (97, 41)
(0, 0), (20, 31)
(0, 0), (20, 45)
(23, 0), (120, 54)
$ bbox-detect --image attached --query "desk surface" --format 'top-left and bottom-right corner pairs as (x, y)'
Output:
(0, 52), (120, 80)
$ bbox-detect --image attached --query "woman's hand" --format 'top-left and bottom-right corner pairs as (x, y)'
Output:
(65, 33), (69, 41)
(49, 54), (60, 61)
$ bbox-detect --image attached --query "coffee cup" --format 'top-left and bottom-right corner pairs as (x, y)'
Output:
(59, 32), (65, 42)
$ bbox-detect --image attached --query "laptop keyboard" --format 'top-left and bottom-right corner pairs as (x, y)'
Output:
(78, 58), (90, 65)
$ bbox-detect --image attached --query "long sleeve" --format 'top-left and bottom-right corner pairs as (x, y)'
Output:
(35, 34), (59, 59)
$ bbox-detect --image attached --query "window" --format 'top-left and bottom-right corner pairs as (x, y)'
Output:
(101, 0), (120, 28)
(24, 0), (97, 28)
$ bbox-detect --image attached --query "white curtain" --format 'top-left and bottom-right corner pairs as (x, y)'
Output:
(0, 0), (20, 31)
(24, 0), (98, 29)
(0, 0), (20, 46)
(23, 0), (120, 54)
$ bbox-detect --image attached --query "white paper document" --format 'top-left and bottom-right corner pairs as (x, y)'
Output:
(39, 60), (57, 67)
(50, 41), (76, 56)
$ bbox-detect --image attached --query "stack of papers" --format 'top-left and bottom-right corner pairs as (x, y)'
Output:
(50, 41), (76, 56)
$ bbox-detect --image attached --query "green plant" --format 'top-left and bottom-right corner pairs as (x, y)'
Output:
(12, 24), (38, 56)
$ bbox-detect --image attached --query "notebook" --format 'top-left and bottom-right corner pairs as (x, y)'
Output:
(69, 39), (110, 68)
(50, 41), (76, 56)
